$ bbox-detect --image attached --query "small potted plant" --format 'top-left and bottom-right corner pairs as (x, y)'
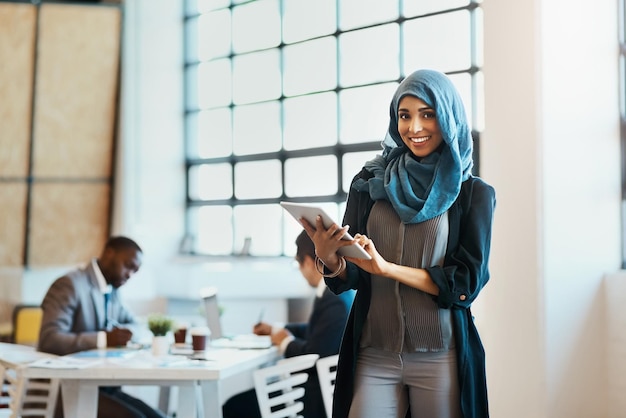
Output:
(147, 314), (174, 356)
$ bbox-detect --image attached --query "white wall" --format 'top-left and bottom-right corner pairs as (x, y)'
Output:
(541, 1), (619, 417)
(480, 1), (547, 416)
(482, 1), (620, 418)
(112, 0), (186, 299)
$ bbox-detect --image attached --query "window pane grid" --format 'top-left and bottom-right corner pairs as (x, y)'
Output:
(184, 0), (483, 256)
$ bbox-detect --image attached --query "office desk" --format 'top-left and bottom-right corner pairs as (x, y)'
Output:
(1, 345), (278, 418)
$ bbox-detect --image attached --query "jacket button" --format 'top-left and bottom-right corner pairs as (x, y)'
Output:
(459, 294), (467, 301)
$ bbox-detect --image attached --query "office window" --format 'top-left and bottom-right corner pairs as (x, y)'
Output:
(184, 0), (483, 257)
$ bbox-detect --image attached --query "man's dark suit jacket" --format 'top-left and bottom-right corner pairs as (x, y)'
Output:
(285, 287), (353, 418)
(223, 286), (354, 418)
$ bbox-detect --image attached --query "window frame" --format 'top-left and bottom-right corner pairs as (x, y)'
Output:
(183, 0), (483, 257)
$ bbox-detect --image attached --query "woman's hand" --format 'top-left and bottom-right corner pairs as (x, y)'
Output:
(349, 234), (440, 295)
(300, 216), (353, 268)
(346, 234), (391, 277)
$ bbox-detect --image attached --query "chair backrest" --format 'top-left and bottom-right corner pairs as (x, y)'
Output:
(253, 353), (320, 418)
(315, 354), (339, 418)
(11, 305), (43, 347)
(0, 361), (59, 418)
(0, 364), (10, 411)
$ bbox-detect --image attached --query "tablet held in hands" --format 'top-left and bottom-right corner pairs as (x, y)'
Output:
(280, 201), (371, 260)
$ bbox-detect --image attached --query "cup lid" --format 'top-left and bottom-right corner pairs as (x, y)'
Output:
(189, 326), (211, 336)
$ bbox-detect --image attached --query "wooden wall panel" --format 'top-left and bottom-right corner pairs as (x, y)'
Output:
(28, 183), (110, 266)
(0, 2), (120, 269)
(32, 4), (121, 179)
(0, 183), (27, 266)
(0, 3), (36, 177)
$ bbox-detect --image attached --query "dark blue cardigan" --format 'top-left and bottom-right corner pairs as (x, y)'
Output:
(325, 169), (495, 418)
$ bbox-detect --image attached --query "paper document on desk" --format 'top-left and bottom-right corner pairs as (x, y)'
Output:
(211, 334), (271, 349)
(70, 348), (138, 359)
(29, 357), (101, 369)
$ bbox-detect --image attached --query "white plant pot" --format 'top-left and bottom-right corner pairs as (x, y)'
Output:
(151, 335), (170, 356)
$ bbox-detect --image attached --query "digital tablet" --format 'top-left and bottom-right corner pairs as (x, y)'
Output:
(280, 201), (371, 260)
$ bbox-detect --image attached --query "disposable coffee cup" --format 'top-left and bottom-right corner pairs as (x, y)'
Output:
(174, 327), (187, 344)
(190, 326), (210, 351)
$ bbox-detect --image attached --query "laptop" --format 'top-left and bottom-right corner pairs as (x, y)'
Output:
(202, 287), (272, 350)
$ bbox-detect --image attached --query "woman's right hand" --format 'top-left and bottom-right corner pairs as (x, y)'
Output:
(300, 216), (353, 268)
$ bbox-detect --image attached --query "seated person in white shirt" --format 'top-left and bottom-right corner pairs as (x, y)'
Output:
(222, 230), (355, 418)
(38, 236), (167, 418)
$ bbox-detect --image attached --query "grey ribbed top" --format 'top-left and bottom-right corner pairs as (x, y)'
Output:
(359, 200), (453, 353)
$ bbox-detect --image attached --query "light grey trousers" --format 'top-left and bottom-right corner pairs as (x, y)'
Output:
(348, 346), (462, 418)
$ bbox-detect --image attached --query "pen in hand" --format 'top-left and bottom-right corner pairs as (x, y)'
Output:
(257, 308), (265, 325)
(253, 309), (271, 336)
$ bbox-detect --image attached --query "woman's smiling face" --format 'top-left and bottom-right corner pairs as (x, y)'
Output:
(397, 95), (443, 158)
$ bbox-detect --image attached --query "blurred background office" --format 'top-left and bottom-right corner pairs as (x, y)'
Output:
(0, 1), (623, 418)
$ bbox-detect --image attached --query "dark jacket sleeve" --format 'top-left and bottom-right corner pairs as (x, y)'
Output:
(285, 322), (308, 339)
(426, 177), (496, 309)
(284, 289), (349, 359)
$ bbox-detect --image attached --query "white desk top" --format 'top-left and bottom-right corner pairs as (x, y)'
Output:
(0, 343), (279, 418)
(0, 342), (55, 364)
(4, 346), (276, 380)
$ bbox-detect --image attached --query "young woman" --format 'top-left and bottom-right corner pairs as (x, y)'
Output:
(302, 69), (495, 418)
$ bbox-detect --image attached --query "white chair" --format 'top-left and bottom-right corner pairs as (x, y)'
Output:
(253, 353), (320, 418)
(315, 354), (339, 418)
(0, 364), (10, 411)
(0, 361), (59, 418)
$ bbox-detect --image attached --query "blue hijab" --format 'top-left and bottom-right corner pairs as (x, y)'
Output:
(354, 69), (474, 224)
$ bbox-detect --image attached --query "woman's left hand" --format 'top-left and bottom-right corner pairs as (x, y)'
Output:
(347, 234), (391, 276)
(349, 234), (439, 295)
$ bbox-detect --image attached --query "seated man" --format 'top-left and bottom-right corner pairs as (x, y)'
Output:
(38, 236), (167, 418)
(223, 230), (354, 418)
